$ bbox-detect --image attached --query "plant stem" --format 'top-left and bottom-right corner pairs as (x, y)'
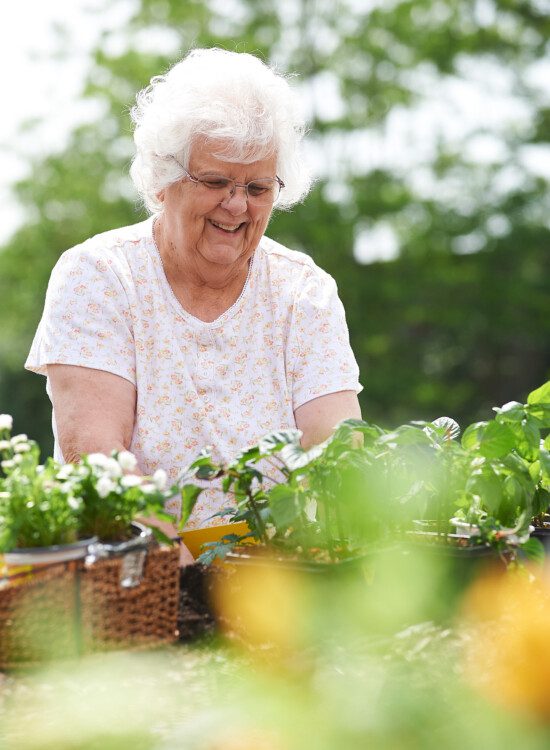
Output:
(248, 493), (269, 544)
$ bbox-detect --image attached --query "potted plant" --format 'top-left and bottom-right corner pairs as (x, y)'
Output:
(448, 380), (550, 561)
(177, 381), (550, 571)
(0, 414), (181, 665)
(177, 428), (376, 570)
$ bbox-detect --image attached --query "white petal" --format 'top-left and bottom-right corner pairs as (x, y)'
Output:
(121, 474), (142, 488)
(118, 451), (138, 472)
(152, 469), (167, 491)
(0, 414), (13, 431)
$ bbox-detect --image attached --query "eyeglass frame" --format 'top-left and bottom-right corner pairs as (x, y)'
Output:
(170, 156), (285, 206)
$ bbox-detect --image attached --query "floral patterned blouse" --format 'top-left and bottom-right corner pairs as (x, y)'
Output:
(26, 217), (362, 528)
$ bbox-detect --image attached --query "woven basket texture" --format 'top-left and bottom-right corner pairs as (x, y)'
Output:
(0, 546), (180, 669)
(80, 546), (180, 652)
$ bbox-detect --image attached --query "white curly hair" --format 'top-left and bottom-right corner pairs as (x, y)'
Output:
(130, 48), (312, 213)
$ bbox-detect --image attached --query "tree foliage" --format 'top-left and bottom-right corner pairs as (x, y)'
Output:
(0, 0), (548, 454)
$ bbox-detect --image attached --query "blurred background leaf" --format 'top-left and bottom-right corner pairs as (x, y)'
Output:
(0, 0), (548, 455)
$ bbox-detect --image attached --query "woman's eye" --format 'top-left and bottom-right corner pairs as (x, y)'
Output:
(202, 177), (230, 189)
(248, 182), (270, 196)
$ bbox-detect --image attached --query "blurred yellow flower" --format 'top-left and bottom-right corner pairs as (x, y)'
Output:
(212, 559), (306, 655)
(461, 566), (550, 721)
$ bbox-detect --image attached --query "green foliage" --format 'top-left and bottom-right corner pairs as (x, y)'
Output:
(0, 417), (175, 549)
(0, 436), (80, 550)
(182, 380), (550, 564)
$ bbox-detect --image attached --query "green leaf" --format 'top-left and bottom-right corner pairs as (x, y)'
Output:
(332, 419), (384, 447)
(462, 421), (516, 459)
(540, 448), (550, 489)
(462, 422), (488, 450)
(378, 425), (432, 448)
(280, 441), (324, 472)
(520, 537), (545, 565)
(527, 381), (550, 406)
(526, 382), (550, 427)
(179, 484), (203, 530)
(467, 467), (502, 516)
(257, 429), (302, 455)
(506, 417), (540, 462)
(148, 526), (175, 546)
(493, 401), (526, 423)
(268, 484), (300, 529)
(182, 451), (222, 481)
(197, 541), (234, 565)
(532, 488), (550, 517)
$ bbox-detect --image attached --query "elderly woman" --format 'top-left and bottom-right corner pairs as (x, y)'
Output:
(25, 48), (362, 533)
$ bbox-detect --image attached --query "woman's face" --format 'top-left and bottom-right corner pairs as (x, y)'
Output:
(159, 140), (277, 271)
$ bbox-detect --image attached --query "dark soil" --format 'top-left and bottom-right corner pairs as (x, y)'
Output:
(177, 563), (217, 642)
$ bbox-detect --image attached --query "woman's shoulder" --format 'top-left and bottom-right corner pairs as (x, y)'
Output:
(56, 218), (153, 272)
(258, 236), (333, 284)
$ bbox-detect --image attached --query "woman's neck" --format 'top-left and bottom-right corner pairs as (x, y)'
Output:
(152, 217), (252, 322)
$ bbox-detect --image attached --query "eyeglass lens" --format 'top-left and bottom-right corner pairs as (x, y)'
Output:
(198, 175), (280, 204)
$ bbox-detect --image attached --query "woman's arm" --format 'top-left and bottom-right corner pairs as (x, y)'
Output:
(47, 364), (137, 463)
(294, 390), (362, 449)
(48, 364), (193, 563)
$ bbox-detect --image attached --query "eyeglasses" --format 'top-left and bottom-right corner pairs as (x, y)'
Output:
(171, 157), (285, 207)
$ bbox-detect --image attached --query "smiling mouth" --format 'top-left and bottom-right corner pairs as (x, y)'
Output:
(209, 220), (245, 234)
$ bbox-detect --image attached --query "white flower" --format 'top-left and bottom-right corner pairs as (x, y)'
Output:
(140, 482), (156, 494)
(1, 460), (15, 470)
(87, 453), (110, 468)
(265, 523), (277, 540)
(68, 496), (82, 510)
(117, 450), (138, 472)
(0, 440), (10, 450)
(0, 415), (13, 431)
(96, 476), (115, 498)
(13, 443), (30, 454)
(105, 457), (123, 479)
(12, 454), (23, 465)
(56, 465), (73, 480)
(304, 498), (317, 523)
(36, 465), (45, 474)
(121, 474), (142, 488)
(152, 469), (167, 491)
(11, 434), (28, 445)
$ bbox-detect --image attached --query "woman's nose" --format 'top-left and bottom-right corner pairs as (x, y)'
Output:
(220, 185), (248, 213)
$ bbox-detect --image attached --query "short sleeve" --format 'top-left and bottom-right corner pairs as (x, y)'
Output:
(25, 246), (136, 385)
(287, 267), (362, 410)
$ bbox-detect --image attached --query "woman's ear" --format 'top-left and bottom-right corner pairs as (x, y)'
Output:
(157, 189), (165, 203)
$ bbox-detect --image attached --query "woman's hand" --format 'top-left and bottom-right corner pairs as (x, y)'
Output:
(294, 390), (362, 449)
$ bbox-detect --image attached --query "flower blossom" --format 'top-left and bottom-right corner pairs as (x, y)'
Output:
(87, 453), (110, 468)
(121, 474), (142, 488)
(117, 451), (138, 472)
(105, 457), (123, 479)
(0, 414), (13, 431)
(96, 476), (115, 498)
(152, 469), (167, 491)
(13, 443), (31, 454)
(11, 434), (28, 445)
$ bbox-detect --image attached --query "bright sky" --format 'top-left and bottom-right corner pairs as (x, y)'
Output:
(0, 0), (134, 243)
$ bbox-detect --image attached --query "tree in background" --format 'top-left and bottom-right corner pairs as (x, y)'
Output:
(1, 0), (548, 455)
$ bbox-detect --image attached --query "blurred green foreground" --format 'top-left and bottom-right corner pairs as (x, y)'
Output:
(3, 544), (550, 749)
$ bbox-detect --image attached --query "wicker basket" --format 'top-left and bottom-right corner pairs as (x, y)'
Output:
(0, 545), (180, 670)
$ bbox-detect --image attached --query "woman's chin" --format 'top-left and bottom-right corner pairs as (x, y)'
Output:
(200, 241), (251, 267)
